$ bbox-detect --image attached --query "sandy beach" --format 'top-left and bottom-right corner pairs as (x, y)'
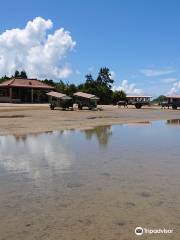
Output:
(0, 104), (180, 135)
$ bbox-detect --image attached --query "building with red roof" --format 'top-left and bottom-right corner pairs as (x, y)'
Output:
(0, 78), (54, 103)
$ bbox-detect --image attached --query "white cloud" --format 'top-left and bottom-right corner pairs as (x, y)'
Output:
(167, 81), (180, 95)
(140, 67), (175, 77)
(110, 70), (116, 80)
(161, 77), (177, 83)
(0, 17), (76, 80)
(113, 80), (144, 95)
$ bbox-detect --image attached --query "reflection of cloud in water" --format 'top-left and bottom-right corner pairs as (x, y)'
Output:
(0, 132), (73, 181)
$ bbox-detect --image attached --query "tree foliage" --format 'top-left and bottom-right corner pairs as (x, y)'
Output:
(0, 75), (10, 83)
(14, 70), (27, 78)
(77, 67), (115, 104)
(0, 70), (28, 83)
(151, 95), (166, 104)
(112, 90), (127, 104)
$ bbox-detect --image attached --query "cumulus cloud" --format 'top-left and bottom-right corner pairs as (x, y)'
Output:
(167, 81), (180, 95)
(140, 67), (175, 77)
(113, 80), (144, 95)
(0, 17), (76, 79)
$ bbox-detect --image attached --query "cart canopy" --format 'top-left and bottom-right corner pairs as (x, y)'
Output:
(46, 91), (72, 100)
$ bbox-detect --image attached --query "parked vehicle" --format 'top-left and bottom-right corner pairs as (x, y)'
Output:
(46, 91), (73, 110)
(73, 92), (99, 110)
(165, 96), (180, 110)
(160, 101), (169, 109)
(126, 96), (151, 109)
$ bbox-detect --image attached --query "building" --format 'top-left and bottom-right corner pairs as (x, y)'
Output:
(0, 78), (54, 103)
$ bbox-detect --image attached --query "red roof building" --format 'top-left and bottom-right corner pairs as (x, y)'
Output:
(0, 78), (54, 103)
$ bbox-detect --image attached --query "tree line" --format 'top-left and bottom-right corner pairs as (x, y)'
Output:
(43, 67), (126, 104)
(0, 67), (126, 104)
(0, 70), (28, 83)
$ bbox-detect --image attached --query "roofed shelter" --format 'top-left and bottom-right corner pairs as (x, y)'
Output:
(73, 92), (99, 110)
(46, 91), (72, 100)
(166, 95), (180, 101)
(74, 92), (99, 100)
(0, 78), (54, 103)
(165, 95), (180, 109)
(46, 91), (73, 110)
(126, 95), (152, 109)
(126, 95), (152, 102)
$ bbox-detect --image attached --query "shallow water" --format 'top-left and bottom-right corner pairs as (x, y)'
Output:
(0, 121), (180, 239)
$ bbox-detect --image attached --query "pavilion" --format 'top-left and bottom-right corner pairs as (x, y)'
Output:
(0, 78), (54, 103)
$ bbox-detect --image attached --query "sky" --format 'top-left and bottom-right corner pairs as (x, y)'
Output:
(0, 0), (180, 97)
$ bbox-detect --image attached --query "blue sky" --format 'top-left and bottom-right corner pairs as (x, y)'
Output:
(0, 0), (180, 97)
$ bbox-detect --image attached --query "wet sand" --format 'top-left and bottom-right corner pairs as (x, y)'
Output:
(0, 104), (180, 135)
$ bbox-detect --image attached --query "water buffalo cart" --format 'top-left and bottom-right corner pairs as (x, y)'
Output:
(126, 95), (152, 109)
(46, 91), (73, 110)
(164, 96), (180, 110)
(73, 92), (99, 110)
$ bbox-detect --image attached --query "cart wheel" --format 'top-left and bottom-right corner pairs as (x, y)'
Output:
(50, 104), (55, 110)
(135, 103), (142, 109)
(78, 104), (82, 110)
(172, 105), (177, 110)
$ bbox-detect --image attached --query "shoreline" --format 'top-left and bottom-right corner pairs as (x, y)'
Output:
(0, 104), (180, 136)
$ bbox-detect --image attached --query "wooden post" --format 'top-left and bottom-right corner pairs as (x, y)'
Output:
(31, 88), (34, 103)
(9, 88), (12, 103)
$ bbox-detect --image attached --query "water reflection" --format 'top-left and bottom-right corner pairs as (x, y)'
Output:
(0, 121), (180, 239)
(83, 125), (112, 146)
(167, 119), (180, 126)
(0, 132), (73, 182)
(0, 126), (113, 182)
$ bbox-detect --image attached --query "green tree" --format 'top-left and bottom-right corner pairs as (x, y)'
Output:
(56, 80), (67, 93)
(14, 70), (20, 78)
(77, 67), (116, 104)
(151, 95), (167, 105)
(83, 74), (97, 94)
(42, 79), (56, 87)
(0, 75), (10, 83)
(96, 67), (114, 88)
(66, 83), (77, 96)
(112, 90), (126, 104)
(95, 67), (114, 104)
(20, 70), (28, 78)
